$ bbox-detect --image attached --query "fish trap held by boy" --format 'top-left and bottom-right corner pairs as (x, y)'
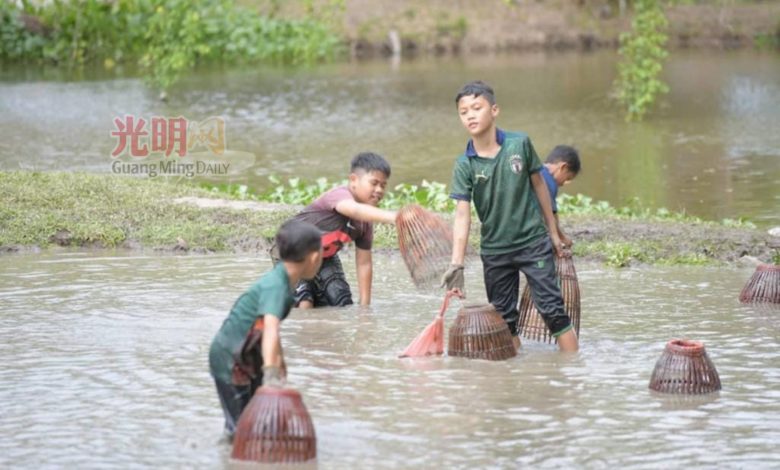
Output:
(231, 386), (317, 464)
(648, 339), (721, 395)
(448, 304), (517, 361)
(518, 249), (581, 343)
(396, 205), (454, 289)
(739, 263), (780, 304)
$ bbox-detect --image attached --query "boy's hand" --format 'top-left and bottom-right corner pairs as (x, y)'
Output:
(262, 366), (285, 388)
(550, 234), (564, 258)
(560, 233), (573, 249)
(440, 264), (465, 293)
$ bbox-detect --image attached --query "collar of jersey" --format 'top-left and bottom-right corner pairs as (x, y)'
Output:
(465, 128), (505, 158)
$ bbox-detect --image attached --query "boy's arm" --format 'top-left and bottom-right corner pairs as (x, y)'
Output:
(451, 200), (471, 265)
(531, 172), (563, 257)
(335, 200), (396, 225)
(555, 213), (573, 248)
(441, 200), (471, 293)
(261, 315), (284, 386)
(355, 247), (372, 306)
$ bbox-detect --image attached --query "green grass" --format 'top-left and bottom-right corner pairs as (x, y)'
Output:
(0, 171), (294, 251)
(2, 171), (770, 267)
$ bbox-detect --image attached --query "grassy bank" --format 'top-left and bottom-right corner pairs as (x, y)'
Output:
(0, 171), (295, 252)
(1, 171), (776, 267)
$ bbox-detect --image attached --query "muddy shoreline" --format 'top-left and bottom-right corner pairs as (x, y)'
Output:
(2, 177), (777, 267)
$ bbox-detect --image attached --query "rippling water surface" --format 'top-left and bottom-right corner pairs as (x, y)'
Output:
(1, 50), (779, 226)
(1, 251), (779, 468)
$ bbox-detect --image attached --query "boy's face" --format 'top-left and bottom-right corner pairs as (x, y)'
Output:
(457, 94), (499, 137)
(349, 169), (388, 206)
(549, 162), (577, 186)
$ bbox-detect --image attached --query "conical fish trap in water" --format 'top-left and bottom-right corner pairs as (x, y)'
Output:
(231, 386), (316, 463)
(648, 339), (721, 395)
(396, 205), (453, 289)
(448, 304), (516, 361)
(518, 250), (581, 343)
(739, 263), (780, 304)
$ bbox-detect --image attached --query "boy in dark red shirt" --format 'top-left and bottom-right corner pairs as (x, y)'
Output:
(292, 152), (397, 307)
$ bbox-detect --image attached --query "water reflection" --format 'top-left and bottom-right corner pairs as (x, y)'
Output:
(0, 252), (779, 467)
(1, 51), (779, 225)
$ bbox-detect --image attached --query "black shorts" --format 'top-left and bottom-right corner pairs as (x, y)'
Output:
(294, 254), (354, 307)
(481, 237), (572, 337)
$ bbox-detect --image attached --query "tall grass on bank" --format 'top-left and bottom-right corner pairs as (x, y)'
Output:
(0, 0), (341, 91)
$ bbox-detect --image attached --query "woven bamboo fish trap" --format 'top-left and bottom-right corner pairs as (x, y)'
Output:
(739, 263), (780, 304)
(231, 386), (317, 463)
(648, 339), (721, 395)
(518, 250), (580, 343)
(396, 205), (454, 289)
(448, 304), (516, 361)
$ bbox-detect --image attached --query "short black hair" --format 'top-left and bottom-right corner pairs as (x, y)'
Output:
(350, 152), (391, 178)
(455, 80), (496, 106)
(546, 145), (581, 175)
(276, 219), (321, 262)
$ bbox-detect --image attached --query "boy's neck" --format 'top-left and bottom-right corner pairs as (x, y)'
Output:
(471, 125), (501, 158)
(282, 261), (302, 288)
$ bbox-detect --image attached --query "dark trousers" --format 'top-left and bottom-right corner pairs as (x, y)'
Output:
(214, 377), (261, 437)
(481, 237), (571, 336)
(294, 254), (353, 307)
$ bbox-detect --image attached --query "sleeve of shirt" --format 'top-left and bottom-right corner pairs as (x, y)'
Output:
(320, 186), (353, 211)
(449, 158), (472, 201)
(355, 222), (373, 250)
(524, 136), (543, 174)
(256, 283), (289, 320)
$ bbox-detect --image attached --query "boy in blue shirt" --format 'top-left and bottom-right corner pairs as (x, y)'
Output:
(441, 81), (579, 352)
(209, 219), (323, 439)
(539, 145), (581, 249)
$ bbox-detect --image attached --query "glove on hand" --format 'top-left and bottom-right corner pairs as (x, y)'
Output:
(440, 264), (465, 292)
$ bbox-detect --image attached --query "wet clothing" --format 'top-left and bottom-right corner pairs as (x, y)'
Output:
(449, 128), (570, 337)
(214, 377), (260, 438)
(293, 186), (373, 259)
(539, 165), (559, 213)
(450, 129), (547, 255)
(481, 237), (572, 337)
(209, 263), (293, 385)
(294, 254), (353, 307)
(291, 186), (371, 307)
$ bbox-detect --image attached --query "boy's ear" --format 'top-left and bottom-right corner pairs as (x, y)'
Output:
(491, 104), (500, 118)
(348, 172), (359, 184)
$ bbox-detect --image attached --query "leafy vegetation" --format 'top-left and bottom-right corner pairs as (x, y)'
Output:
(0, 0), (341, 92)
(613, 0), (670, 121)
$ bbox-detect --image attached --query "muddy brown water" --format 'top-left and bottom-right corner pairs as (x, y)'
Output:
(1, 251), (778, 468)
(1, 50), (779, 227)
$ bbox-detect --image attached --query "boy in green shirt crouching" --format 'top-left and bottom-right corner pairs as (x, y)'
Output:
(209, 219), (323, 439)
(441, 80), (579, 353)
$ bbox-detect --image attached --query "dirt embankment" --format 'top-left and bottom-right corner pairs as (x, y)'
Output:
(2, 172), (778, 267)
(279, 1), (780, 57)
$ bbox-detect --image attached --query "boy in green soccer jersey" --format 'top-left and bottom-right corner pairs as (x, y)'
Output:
(209, 219), (323, 439)
(441, 80), (579, 352)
